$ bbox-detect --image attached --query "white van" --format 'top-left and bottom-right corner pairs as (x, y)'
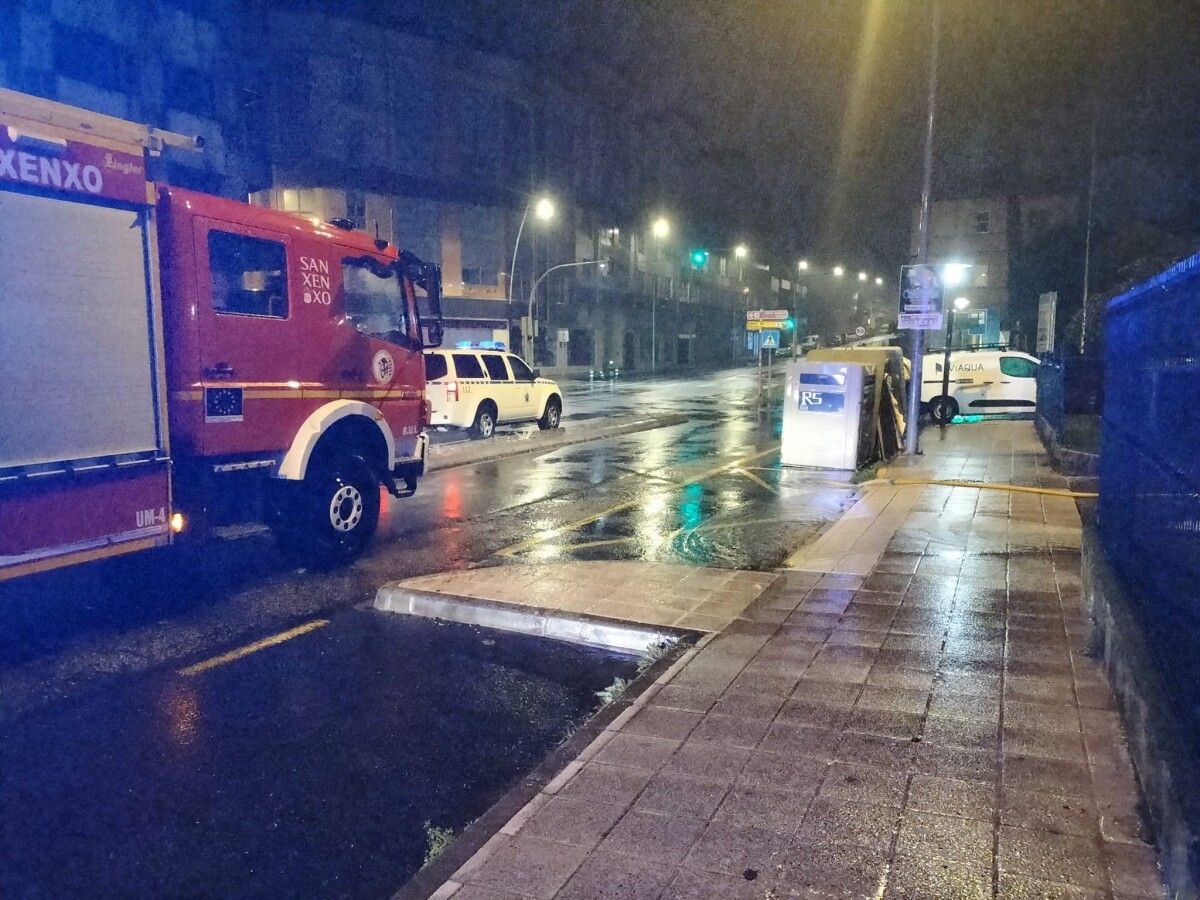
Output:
(424, 343), (563, 438)
(921, 349), (1039, 422)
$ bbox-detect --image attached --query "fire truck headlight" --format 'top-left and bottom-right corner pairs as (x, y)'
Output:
(170, 512), (186, 534)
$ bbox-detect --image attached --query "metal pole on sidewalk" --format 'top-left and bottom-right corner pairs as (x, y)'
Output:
(940, 307), (954, 422)
(904, 0), (941, 455)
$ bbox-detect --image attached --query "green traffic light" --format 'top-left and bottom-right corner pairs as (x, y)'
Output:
(690, 249), (708, 267)
(784, 317), (795, 330)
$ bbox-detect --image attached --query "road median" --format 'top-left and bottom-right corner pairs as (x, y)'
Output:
(426, 412), (687, 472)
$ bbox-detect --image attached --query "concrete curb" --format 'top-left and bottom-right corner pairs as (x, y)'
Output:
(1035, 414), (1100, 476)
(426, 413), (688, 472)
(373, 584), (693, 654)
(1083, 526), (1200, 896)
(402, 630), (717, 900)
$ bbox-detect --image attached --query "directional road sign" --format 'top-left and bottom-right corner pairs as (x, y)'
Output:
(746, 309), (789, 322)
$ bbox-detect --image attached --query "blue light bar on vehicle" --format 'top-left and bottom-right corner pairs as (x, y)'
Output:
(454, 340), (507, 350)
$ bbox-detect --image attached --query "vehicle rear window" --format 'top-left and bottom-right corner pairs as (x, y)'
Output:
(507, 355), (534, 380)
(482, 354), (510, 381)
(452, 353), (485, 379)
(1000, 356), (1039, 378)
(424, 354), (448, 381)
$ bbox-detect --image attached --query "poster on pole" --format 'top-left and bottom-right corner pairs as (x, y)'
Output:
(898, 264), (944, 330)
(1036, 291), (1057, 354)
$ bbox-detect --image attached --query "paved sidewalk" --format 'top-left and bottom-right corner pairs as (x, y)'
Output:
(431, 421), (1164, 899)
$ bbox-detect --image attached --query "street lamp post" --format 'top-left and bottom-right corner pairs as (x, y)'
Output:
(508, 195), (555, 302)
(936, 295), (970, 424)
(904, 0), (942, 455)
(527, 259), (609, 365)
(651, 217), (670, 372)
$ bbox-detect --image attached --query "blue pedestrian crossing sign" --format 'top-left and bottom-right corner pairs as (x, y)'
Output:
(760, 330), (780, 349)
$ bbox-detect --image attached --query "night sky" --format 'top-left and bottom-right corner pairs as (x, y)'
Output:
(449, 3), (1196, 259)
(328, 1), (1200, 290)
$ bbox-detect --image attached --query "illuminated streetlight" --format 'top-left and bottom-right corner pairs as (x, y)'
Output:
(652, 217), (670, 239)
(798, 259), (809, 271)
(858, 271), (868, 282)
(509, 193), (557, 302)
(534, 196), (556, 221)
(734, 244), (748, 259)
(942, 262), (969, 287)
(833, 265), (845, 278)
(874, 276), (883, 286)
(954, 296), (970, 311)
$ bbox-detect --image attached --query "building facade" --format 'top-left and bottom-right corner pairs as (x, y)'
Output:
(910, 195), (1078, 348)
(1, 0), (782, 374)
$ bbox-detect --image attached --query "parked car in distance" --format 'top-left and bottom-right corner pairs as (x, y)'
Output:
(424, 343), (563, 438)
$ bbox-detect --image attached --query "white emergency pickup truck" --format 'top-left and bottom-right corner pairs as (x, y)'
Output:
(424, 343), (563, 439)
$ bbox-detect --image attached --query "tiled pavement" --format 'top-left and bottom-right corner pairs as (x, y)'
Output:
(430, 422), (1164, 899)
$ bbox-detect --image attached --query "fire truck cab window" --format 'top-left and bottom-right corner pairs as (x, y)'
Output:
(343, 259), (413, 346)
(208, 230), (288, 318)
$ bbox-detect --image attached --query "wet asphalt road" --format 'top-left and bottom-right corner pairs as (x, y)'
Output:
(0, 366), (855, 897)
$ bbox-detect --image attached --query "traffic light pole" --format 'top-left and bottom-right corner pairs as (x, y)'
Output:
(904, 0), (941, 456)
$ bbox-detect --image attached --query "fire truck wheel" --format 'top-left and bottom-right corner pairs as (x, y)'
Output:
(471, 402), (497, 439)
(281, 452), (380, 567)
(537, 397), (562, 430)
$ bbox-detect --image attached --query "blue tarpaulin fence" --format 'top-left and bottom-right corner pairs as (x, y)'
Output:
(1100, 249), (1200, 719)
(1037, 354), (1104, 433)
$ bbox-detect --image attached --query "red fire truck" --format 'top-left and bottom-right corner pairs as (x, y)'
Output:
(0, 89), (442, 580)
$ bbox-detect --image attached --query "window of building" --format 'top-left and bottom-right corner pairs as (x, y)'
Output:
(1000, 356), (1039, 378)
(208, 231), (288, 318)
(52, 25), (132, 94)
(975, 211), (991, 233)
(462, 266), (484, 285)
(482, 354), (510, 381)
(568, 329), (594, 366)
(451, 353), (484, 379)
(345, 190), (366, 229)
(507, 355), (534, 380)
(166, 66), (217, 119)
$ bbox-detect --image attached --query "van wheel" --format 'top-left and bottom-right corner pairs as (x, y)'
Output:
(929, 396), (960, 425)
(471, 402), (497, 439)
(275, 451), (380, 568)
(538, 397), (562, 430)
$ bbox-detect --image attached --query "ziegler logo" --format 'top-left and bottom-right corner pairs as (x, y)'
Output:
(299, 256), (333, 305)
(0, 149), (104, 193)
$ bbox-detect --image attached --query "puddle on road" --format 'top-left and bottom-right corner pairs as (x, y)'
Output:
(520, 466), (855, 570)
(0, 613), (665, 899)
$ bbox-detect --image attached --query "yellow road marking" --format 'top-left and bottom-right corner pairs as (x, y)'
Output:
(497, 444), (780, 557)
(178, 619), (330, 676)
(559, 536), (640, 551)
(733, 467), (778, 494)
